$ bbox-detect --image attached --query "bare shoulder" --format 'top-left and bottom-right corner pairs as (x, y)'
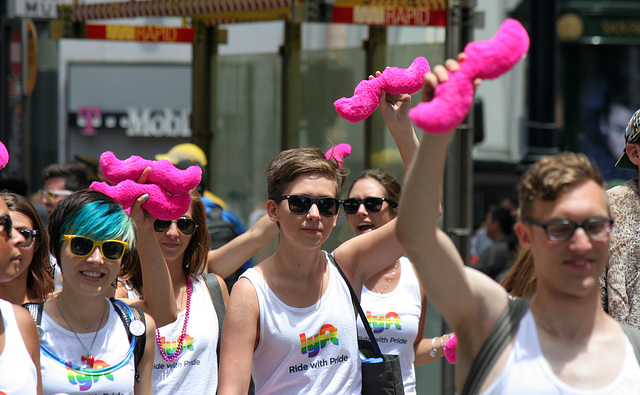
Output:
(14, 305), (40, 352)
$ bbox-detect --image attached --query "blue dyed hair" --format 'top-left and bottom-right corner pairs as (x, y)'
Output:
(48, 190), (136, 266)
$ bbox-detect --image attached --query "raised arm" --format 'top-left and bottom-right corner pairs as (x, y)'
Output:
(378, 89), (420, 171)
(396, 59), (509, 385)
(123, 192), (177, 327)
(207, 214), (279, 278)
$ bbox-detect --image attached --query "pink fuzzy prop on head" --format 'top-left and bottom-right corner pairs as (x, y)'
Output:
(334, 57), (431, 123)
(0, 142), (8, 169)
(325, 144), (352, 167)
(89, 151), (202, 220)
(409, 19), (530, 134)
(444, 333), (457, 364)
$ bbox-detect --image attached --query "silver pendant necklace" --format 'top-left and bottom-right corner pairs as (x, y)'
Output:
(375, 260), (399, 294)
(56, 297), (108, 368)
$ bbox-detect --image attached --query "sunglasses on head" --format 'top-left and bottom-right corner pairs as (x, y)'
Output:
(275, 195), (342, 217)
(40, 189), (74, 202)
(63, 235), (129, 261)
(0, 215), (12, 238)
(153, 218), (197, 236)
(18, 229), (38, 248)
(342, 197), (398, 215)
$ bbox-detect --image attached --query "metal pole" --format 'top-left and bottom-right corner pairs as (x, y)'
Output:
(442, 1), (474, 393)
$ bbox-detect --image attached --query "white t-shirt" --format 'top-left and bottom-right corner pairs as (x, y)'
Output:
(0, 299), (39, 394)
(150, 275), (220, 395)
(358, 256), (421, 393)
(481, 310), (640, 394)
(40, 299), (136, 395)
(242, 252), (361, 395)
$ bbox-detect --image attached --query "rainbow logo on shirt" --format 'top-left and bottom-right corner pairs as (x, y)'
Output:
(299, 324), (339, 358)
(157, 333), (195, 358)
(366, 311), (401, 334)
(65, 359), (114, 391)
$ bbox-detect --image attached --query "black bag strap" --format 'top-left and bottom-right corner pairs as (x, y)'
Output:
(23, 302), (44, 326)
(622, 324), (640, 363)
(204, 273), (226, 362)
(461, 297), (530, 395)
(110, 298), (146, 383)
(327, 253), (383, 358)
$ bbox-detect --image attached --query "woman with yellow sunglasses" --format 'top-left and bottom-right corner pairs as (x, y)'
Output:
(31, 189), (175, 395)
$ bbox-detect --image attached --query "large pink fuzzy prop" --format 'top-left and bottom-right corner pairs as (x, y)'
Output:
(325, 143), (352, 167)
(409, 18), (529, 134)
(90, 151), (201, 220)
(0, 142), (8, 169)
(334, 57), (431, 123)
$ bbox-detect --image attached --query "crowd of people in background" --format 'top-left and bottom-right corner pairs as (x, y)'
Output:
(2, 54), (640, 395)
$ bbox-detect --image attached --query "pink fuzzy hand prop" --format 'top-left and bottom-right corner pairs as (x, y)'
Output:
(444, 333), (457, 364)
(0, 142), (8, 169)
(89, 151), (201, 220)
(409, 18), (530, 134)
(325, 144), (352, 167)
(334, 57), (431, 123)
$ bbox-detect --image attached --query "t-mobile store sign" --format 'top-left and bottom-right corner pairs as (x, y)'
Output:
(68, 106), (192, 138)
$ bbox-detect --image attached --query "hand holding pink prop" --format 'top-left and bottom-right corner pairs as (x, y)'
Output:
(325, 144), (352, 167)
(90, 151), (202, 220)
(334, 57), (431, 123)
(444, 333), (457, 364)
(0, 142), (8, 169)
(409, 19), (530, 134)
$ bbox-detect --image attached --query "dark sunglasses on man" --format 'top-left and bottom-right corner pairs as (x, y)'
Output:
(275, 195), (342, 217)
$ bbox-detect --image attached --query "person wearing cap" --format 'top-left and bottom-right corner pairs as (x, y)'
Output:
(602, 108), (640, 329)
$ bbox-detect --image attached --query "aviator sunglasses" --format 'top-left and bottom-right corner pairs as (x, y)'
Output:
(63, 235), (129, 261)
(153, 218), (198, 236)
(342, 197), (398, 215)
(275, 195), (342, 217)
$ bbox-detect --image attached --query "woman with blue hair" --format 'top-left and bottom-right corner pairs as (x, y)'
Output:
(32, 189), (172, 394)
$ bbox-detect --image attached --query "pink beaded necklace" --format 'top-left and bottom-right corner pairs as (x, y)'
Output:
(156, 274), (192, 361)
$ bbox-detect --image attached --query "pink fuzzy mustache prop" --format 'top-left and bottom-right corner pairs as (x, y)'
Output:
(325, 143), (352, 167)
(334, 57), (431, 123)
(409, 18), (530, 134)
(0, 142), (8, 169)
(90, 151), (202, 220)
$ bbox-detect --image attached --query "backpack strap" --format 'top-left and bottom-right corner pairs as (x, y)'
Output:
(110, 298), (146, 383)
(461, 297), (530, 395)
(622, 324), (640, 363)
(23, 302), (44, 326)
(204, 273), (226, 363)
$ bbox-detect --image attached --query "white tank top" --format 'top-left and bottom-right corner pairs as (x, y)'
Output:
(242, 252), (361, 394)
(0, 299), (39, 394)
(127, 275), (220, 395)
(357, 256), (421, 393)
(40, 299), (136, 394)
(481, 310), (640, 394)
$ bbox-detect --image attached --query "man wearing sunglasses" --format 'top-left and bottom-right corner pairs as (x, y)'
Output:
(398, 61), (640, 394)
(39, 162), (94, 216)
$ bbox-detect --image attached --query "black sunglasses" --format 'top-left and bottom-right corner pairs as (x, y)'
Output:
(0, 215), (12, 238)
(153, 218), (198, 236)
(275, 195), (342, 217)
(63, 235), (128, 261)
(18, 229), (38, 248)
(524, 218), (613, 241)
(342, 197), (398, 215)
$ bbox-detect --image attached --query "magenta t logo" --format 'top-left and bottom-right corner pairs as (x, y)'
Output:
(77, 107), (102, 135)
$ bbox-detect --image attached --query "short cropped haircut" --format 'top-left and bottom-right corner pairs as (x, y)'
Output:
(347, 168), (401, 211)
(266, 147), (348, 200)
(518, 152), (605, 220)
(40, 162), (94, 191)
(48, 189), (136, 274)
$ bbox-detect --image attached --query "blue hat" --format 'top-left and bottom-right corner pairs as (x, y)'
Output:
(615, 109), (640, 170)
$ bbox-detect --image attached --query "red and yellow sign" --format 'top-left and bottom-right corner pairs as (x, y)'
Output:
(85, 24), (194, 42)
